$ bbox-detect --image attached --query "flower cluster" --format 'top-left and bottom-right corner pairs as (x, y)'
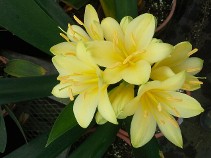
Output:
(51, 4), (204, 148)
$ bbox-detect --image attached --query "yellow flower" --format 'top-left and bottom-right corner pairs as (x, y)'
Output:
(123, 72), (204, 148)
(151, 41), (204, 91)
(50, 4), (103, 56)
(88, 15), (173, 85)
(51, 42), (117, 128)
(96, 82), (134, 124)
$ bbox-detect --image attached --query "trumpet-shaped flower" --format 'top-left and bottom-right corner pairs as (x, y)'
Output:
(51, 42), (117, 128)
(88, 15), (173, 85)
(151, 41), (204, 91)
(96, 82), (134, 124)
(123, 72), (204, 148)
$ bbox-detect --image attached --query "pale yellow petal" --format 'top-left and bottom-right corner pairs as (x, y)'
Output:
(101, 17), (124, 44)
(88, 41), (124, 67)
(172, 57), (203, 75)
(67, 25), (90, 42)
(158, 91), (204, 118)
(182, 73), (202, 91)
(95, 112), (107, 125)
(154, 41), (192, 68)
(98, 86), (118, 124)
(140, 43), (173, 64)
(122, 60), (151, 85)
(52, 55), (91, 75)
(51, 83), (70, 98)
(109, 82), (134, 119)
(125, 13), (155, 52)
(159, 71), (185, 91)
(84, 4), (103, 40)
(120, 16), (133, 33)
(50, 42), (76, 56)
(122, 97), (140, 116)
(103, 66), (124, 84)
(154, 110), (183, 148)
(73, 89), (98, 128)
(151, 66), (175, 81)
(131, 106), (156, 148)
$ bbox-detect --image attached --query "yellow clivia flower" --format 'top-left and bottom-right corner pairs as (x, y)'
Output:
(151, 41), (204, 91)
(88, 15), (173, 85)
(96, 82), (134, 124)
(123, 71), (204, 148)
(51, 42), (117, 128)
(50, 4), (103, 56)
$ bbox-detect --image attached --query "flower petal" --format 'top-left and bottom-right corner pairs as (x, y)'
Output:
(154, 109), (183, 148)
(122, 60), (151, 85)
(101, 17), (124, 44)
(122, 97), (140, 116)
(84, 4), (103, 40)
(109, 82), (134, 119)
(88, 41), (124, 67)
(73, 89), (98, 128)
(52, 55), (91, 75)
(67, 25), (90, 42)
(159, 71), (186, 91)
(154, 41), (192, 68)
(172, 57), (203, 75)
(120, 16), (133, 33)
(95, 112), (107, 125)
(51, 83), (70, 98)
(103, 66), (124, 84)
(158, 91), (204, 118)
(98, 86), (118, 124)
(130, 106), (156, 148)
(140, 42), (173, 64)
(182, 73), (202, 91)
(151, 66), (175, 81)
(50, 42), (76, 56)
(125, 13), (155, 52)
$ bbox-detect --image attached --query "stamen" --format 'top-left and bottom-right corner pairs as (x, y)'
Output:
(73, 15), (84, 25)
(196, 77), (206, 79)
(65, 52), (76, 56)
(188, 48), (198, 56)
(108, 62), (122, 69)
(189, 80), (203, 85)
(186, 67), (201, 73)
(60, 33), (70, 42)
(58, 26), (67, 34)
(160, 120), (165, 125)
(68, 88), (74, 101)
(68, 24), (75, 35)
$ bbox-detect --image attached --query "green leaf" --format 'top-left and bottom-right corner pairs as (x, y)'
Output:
(100, 0), (116, 19)
(62, 0), (91, 9)
(0, 108), (7, 153)
(133, 136), (160, 158)
(0, 75), (58, 105)
(4, 59), (46, 77)
(5, 126), (86, 158)
(35, 0), (75, 30)
(3, 105), (27, 143)
(46, 102), (77, 146)
(69, 123), (120, 158)
(115, 0), (138, 22)
(0, 0), (67, 55)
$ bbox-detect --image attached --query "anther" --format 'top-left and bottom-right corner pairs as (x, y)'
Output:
(188, 48), (198, 56)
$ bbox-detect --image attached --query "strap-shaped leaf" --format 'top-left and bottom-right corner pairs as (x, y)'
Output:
(115, 0), (138, 21)
(0, 0), (66, 55)
(100, 0), (116, 19)
(46, 101), (77, 146)
(0, 75), (58, 105)
(35, 0), (75, 30)
(69, 123), (120, 158)
(4, 125), (86, 158)
(0, 108), (7, 153)
(4, 59), (46, 77)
